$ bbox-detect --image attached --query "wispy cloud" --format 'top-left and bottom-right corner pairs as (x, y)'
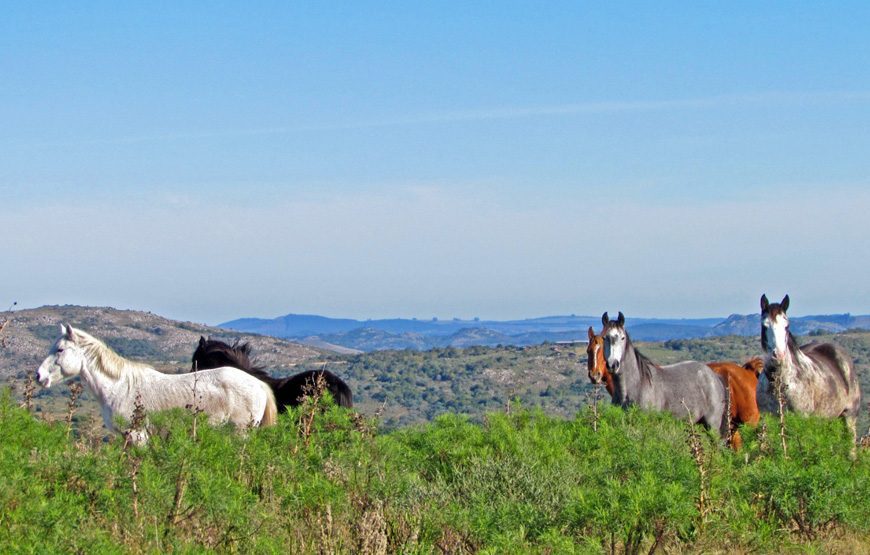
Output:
(15, 90), (870, 149)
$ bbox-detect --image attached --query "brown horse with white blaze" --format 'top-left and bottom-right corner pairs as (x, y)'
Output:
(586, 326), (614, 397)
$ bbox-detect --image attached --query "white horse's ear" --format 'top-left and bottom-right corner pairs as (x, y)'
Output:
(63, 323), (76, 342)
(617, 312), (625, 326)
(781, 294), (789, 313)
(602, 312), (609, 326)
(760, 294), (769, 312)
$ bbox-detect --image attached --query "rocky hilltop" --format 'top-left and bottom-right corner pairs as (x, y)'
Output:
(0, 305), (326, 383)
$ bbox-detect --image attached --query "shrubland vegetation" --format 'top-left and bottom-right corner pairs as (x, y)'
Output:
(4, 315), (868, 552)
(1, 385), (867, 554)
(292, 331), (870, 433)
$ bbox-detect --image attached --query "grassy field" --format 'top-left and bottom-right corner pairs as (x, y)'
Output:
(1, 388), (867, 554)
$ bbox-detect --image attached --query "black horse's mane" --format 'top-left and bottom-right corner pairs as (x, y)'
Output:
(192, 337), (354, 410)
(193, 338), (273, 383)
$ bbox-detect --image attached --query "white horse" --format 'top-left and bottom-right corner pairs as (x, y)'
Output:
(36, 324), (278, 444)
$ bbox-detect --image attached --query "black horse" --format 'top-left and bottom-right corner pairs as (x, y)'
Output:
(192, 337), (353, 411)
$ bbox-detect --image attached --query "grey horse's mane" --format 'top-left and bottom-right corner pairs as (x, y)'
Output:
(625, 332), (658, 385)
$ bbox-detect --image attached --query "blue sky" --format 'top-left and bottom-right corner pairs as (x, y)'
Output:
(3, 3), (870, 324)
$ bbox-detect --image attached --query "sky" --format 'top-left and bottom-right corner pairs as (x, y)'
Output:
(3, 2), (870, 324)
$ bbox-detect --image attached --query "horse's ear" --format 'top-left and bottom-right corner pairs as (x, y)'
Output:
(760, 294), (769, 312)
(62, 323), (76, 343)
(617, 312), (625, 326)
(781, 294), (789, 312)
(198, 336), (207, 347)
(602, 312), (609, 326)
(587, 326), (595, 341)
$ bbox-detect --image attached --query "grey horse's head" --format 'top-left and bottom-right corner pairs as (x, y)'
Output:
(760, 294), (790, 361)
(601, 311), (627, 374)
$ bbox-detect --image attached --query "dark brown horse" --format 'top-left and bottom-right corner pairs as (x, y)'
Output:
(192, 337), (353, 411)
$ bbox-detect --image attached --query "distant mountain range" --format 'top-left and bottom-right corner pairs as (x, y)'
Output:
(220, 312), (870, 352)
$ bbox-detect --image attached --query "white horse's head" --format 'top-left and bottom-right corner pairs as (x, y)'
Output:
(602, 311), (627, 374)
(36, 324), (86, 387)
(760, 294), (790, 362)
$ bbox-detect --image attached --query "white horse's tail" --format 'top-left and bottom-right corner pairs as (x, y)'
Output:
(260, 383), (278, 427)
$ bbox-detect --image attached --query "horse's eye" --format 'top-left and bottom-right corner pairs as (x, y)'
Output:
(57, 348), (64, 353)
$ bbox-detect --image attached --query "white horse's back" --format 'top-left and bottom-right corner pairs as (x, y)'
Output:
(139, 366), (276, 428)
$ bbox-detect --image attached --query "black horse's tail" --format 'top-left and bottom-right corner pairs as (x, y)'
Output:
(325, 371), (354, 408)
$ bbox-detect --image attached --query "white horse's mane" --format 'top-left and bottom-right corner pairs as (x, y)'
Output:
(70, 326), (152, 379)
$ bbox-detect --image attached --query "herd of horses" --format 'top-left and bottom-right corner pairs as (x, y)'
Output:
(35, 294), (862, 451)
(588, 295), (862, 451)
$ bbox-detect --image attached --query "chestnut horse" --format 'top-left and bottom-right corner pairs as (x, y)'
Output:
(587, 324), (762, 448)
(586, 326), (614, 397)
(706, 358), (763, 449)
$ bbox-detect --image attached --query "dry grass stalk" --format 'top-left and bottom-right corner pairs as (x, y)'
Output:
(590, 385), (602, 432)
(318, 504), (335, 555)
(356, 499), (387, 555)
(757, 419), (770, 456)
(129, 455), (142, 522)
(294, 371), (327, 453)
(186, 368), (204, 440)
(682, 400), (708, 520)
(0, 301), (15, 348)
(124, 391), (147, 449)
(773, 372), (789, 458)
(20, 373), (35, 413)
(724, 378), (734, 448)
(164, 459), (193, 539)
(65, 382), (84, 439)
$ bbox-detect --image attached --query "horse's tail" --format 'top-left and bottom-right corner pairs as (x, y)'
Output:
(260, 384), (278, 427)
(330, 375), (354, 408)
(716, 372), (733, 441)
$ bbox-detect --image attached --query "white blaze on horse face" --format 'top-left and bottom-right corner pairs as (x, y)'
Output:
(604, 328), (626, 373)
(588, 342), (601, 382)
(764, 313), (790, 360)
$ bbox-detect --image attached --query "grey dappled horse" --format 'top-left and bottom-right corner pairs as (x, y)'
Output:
(758, 294), (861, 449)
(602, 312), (729, 437)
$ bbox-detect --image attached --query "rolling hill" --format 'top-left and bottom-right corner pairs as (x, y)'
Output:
(221, 311), (870, 352)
